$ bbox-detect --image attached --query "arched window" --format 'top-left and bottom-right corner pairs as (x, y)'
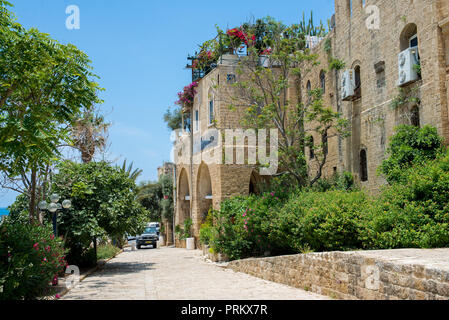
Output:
(309, 136), (315, 159)
(400, 23), (418, 52)
(360, 149), (368, 182)
(320, 71), (326, 93)
(322, 133), (328, 156)
(411, 106), (420, 127)
(354, 65), (361, 98)
(306, 80), (312, 104)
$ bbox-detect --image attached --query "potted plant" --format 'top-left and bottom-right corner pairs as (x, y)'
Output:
(183, 218), (195, 250)
(175, 225), (185, 248)
(159, 224), (166, 247)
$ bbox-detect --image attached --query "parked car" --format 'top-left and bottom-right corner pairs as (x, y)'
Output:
(136, 226), (159, 249)
(148, 222), (160, 236)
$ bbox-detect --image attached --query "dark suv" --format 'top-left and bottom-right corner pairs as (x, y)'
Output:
(136, 226), (159, 249)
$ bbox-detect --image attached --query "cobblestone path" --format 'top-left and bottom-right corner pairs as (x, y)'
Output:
(62, 247), (329, 300)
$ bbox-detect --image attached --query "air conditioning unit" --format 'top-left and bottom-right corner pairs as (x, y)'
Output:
(397, 46), (419, 87)
(341, 69), (356, 101)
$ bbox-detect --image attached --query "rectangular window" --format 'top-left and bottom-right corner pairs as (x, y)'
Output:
(195, 110), (199, 131)
(410, 35), (418, 48)
(209, 100), (214, 125)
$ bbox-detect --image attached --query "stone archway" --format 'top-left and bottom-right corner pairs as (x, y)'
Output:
(177, 168), (191, 226)
(196, 163), (213, 226)
(249, 170), (262, 195)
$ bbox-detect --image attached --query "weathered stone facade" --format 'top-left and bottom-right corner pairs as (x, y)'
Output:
(227, 249), (449, 300)
(305, 0), (449, 190)
(173, 0), (449, 245)
(173, 55), (262, 246)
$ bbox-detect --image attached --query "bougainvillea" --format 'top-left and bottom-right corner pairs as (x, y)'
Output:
(175, 81), (198, 109)
(227, 27), (255, 47)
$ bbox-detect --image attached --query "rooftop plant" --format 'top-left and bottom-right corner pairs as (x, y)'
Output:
(175, 81), (198, 110)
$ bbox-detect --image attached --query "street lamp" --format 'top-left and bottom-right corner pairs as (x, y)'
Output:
(38, 194), (71, 236)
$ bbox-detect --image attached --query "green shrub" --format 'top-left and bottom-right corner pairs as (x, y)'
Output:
(0, 222), (67, 300)
(271, 191), (368, 253)
(379, 125), (443, 184)
(97, 244), (121, 261)
(209, 192), (284, 260)
(362, 153), (449, 249)
(312, 171), (356, 192)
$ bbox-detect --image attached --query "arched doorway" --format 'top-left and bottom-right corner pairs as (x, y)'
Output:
(197, 163), (213, 225)
(177, 168), (190, 225)
(249, 170), (262, 195)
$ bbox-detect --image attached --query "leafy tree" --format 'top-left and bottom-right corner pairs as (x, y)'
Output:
(0, 2), (101, 222)
(50, 161), (149, 265)
(163, 106), (182, 131)
(227, 17), (349, 188)
(379, 125), (443, 184)
(137, 181), (163, 222)
(137, 174), (174, 222)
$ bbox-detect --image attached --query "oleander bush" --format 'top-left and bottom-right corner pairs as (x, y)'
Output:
(0, 221), (67, 300)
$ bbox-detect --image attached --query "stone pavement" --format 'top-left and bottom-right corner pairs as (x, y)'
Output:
(62, 247), (329, 300)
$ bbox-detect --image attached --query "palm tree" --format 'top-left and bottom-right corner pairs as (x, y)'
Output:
(120, 159), (143, 181)
(72, 107), (110, 163)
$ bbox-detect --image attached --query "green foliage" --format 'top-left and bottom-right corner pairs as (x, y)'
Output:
(96, 244), (121, 261)
(0, 1), (102, 221)
(311, 171), (357, 192)
(362, 153), (449, 249)
(299, 11), (327, 37)
(0, 221), (67, 300)
(329, 58), (345, 71)
(7, 194), (29, 224)
(413, 61), (421, 77)
(118, 159), (143, 181)
(204, 192), (284, 260)
(51, 161), (149, 266)
(137, 174), (173, 222)
(182, 218), (193, 240)
(271, 191), (367, 253)
(390, 87), (420, 110)
(163, 106), (183, 131)
(379, 125), (443, 184)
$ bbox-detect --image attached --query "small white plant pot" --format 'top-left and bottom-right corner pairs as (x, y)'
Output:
(186, 237), (195, 250)
(159, 236), (165, 247)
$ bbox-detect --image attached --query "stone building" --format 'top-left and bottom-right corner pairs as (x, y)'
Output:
(157, 162), (174, 181)
(173, 0), (449, 246)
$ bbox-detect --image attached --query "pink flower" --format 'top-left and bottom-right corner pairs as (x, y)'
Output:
(55, 294), (60, 299)
(43, 257), (47, 262)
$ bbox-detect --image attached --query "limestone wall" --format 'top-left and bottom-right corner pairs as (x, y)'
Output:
(227, 249), (449, 300)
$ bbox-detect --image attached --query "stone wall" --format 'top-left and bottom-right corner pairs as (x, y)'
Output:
(227, 249), (449, 300)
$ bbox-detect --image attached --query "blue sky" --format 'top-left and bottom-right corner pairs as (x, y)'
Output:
(0, 0), (335, 207)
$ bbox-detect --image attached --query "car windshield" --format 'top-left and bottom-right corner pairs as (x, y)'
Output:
(144, 227), (157, 234)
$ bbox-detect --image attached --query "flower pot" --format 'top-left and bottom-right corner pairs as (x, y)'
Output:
(158, 235), (165, 247)
(186, 237), (195, 250)
(180, 239), (186, 248)
(259, 55), (270, 68)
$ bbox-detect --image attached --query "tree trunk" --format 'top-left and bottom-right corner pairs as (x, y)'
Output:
(29, 168), (37, 224)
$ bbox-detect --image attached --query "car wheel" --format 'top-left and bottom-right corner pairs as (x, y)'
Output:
(152, 243), (157, 249)
(137, 245), (141, 250)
